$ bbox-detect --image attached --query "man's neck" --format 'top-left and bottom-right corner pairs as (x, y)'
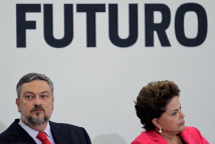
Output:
(21, 118), (48, 132)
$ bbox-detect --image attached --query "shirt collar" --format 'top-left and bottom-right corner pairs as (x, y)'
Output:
(19, 119), (51, 141)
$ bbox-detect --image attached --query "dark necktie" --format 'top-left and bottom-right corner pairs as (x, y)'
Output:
(36, 132), (51, 144)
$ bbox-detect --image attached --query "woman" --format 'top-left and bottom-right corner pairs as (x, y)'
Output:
(132, 80), (209, 144)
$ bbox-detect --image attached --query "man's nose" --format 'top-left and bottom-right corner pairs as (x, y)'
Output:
(33, 95), (42, 106)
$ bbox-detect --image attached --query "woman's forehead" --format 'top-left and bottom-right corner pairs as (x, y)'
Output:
(165, 96), (181, 111)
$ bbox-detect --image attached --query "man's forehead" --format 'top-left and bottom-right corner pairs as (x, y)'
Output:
(21, 80), (51, 92)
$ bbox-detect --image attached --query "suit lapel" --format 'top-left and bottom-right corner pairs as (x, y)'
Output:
(180, 127), (194, 144)
(146, 127), (196, 144)
(50, 121), (67, 144)
(146, 131), (169, 144)
(10, 119), (36, 144)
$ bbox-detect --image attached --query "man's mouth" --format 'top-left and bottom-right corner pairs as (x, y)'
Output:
(33, 109), (43, 112)
(30, 107), (45, 113)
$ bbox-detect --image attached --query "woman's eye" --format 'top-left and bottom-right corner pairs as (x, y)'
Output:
(172, 112), (177, 116)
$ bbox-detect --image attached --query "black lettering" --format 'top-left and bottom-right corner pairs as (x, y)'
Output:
(16, 4), (41, 48)
(175, 3), (208, 47)
(44, 4), (73, 48)
(77, 4), (105, 47)
(145, 4), (171, 47)
(109, 4), (138, 47)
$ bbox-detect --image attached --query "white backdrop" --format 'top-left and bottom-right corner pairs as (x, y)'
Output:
(0, 0), (214, 143)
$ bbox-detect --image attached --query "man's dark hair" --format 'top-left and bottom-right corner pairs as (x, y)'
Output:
(16, 73), (54, 99)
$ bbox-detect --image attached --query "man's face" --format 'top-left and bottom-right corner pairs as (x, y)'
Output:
(16, 80), (54, 126)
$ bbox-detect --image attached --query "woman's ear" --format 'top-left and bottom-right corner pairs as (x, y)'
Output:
(152, 118), (161, 128)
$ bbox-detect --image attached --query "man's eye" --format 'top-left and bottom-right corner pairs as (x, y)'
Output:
(26, 95), (33, 99)
(41, 95), (48, 98)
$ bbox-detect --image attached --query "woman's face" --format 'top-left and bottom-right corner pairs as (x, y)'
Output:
(157, 96), (185, 134)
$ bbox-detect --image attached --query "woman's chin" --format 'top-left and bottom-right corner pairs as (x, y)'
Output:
(179, 124), (186, 132)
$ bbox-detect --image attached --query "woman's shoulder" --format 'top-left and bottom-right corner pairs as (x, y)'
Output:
(181, 126), (209, 144)
(132, 131), (148, 141)
(183, 126), (202, 134)
(131, 131), (153, 144)
(131, 130), (167, 144)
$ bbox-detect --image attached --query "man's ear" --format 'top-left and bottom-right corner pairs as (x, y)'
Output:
(52, 96), (54, 110)
(152, 118), (161, 128)
(16, 98), (20, 112)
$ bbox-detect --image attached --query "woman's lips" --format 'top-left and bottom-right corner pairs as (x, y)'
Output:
(180, 121), (185, 125)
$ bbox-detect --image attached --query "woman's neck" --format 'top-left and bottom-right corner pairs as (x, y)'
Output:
(160, 132), (183, 144)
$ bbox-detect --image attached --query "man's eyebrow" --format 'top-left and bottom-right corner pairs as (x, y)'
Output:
(24, 91), (35, 95)
(24, 91), (50, 95)
(40, 91), (50, 94)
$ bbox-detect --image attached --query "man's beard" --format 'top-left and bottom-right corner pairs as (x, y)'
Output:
(21, 105), (52, 126)
(22, 113), (49, 126)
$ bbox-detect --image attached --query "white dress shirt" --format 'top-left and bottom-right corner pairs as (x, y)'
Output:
(19, 119), (55, 144)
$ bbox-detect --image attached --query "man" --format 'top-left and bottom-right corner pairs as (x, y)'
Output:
(0, 73), (91, 144)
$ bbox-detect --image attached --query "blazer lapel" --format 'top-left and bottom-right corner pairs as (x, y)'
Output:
(10, 119), (36, 144)
(146, 127), (196, 144)
(146, 131), (169, 144)
(50, 121), (67, 144)
(180, 127), (194, 144)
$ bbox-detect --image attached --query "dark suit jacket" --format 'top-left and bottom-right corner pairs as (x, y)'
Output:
(0, 119), (91, 144)
(131, 126), (209, 144)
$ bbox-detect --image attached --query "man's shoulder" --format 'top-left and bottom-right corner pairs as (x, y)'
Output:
(49, 121), (88, 135)
(49, 121), (84, 130)
(0, 119), (19, 135)
(0, 119), (20, 143)
(0, 126), (10, 138)
(49, 121), (91, 144)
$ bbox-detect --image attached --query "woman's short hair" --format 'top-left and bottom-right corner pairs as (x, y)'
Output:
(135, 80), (180, 131)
